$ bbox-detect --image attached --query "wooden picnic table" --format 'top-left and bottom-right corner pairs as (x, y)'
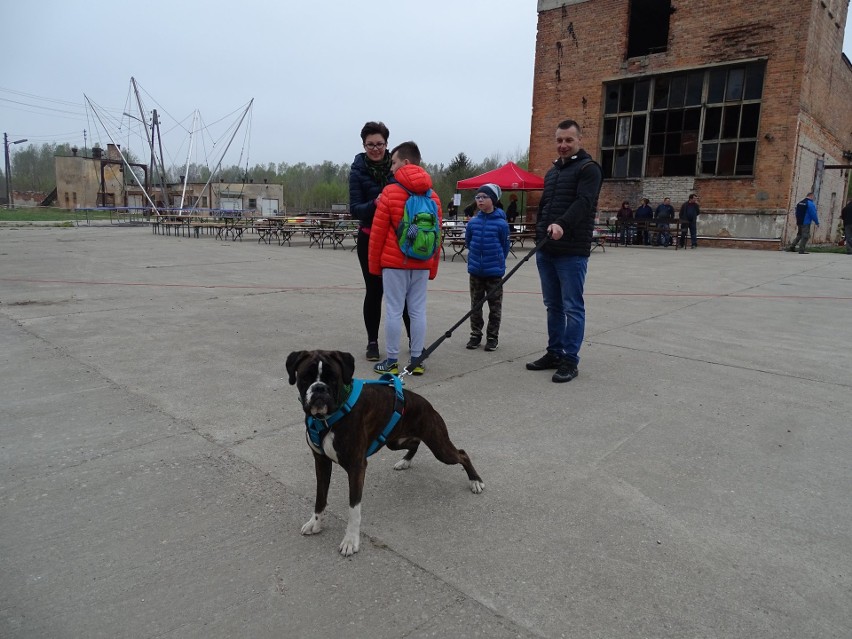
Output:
(303, 218), (358, 250)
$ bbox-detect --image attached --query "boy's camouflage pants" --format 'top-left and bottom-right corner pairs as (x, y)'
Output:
(469, 275), (503, 341)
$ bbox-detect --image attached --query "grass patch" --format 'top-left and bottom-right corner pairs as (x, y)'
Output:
(0, 207), (113, 222)
(807, 245), (848, 254)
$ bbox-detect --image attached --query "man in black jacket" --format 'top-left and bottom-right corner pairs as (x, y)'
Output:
(841, 198), (852, 255)
(526, 119), (603, 383)
(678, 193), (700, 248)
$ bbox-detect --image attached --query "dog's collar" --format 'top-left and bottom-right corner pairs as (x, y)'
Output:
(304, 374), (404, 458)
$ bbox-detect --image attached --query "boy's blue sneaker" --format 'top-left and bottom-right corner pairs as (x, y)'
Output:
(373, 359), (398, 374)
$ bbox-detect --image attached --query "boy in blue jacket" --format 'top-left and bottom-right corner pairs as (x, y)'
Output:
(464, 183), (511, 351)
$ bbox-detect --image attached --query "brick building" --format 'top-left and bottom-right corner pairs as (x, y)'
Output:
(530, 0), (852, 247)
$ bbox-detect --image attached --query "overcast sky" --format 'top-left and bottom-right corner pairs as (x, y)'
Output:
(2, 1), (851, 169)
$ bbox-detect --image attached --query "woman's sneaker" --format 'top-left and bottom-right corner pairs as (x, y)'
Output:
(366, 342), (380, 361)
(484, 339), (499, 351)
(466, 336), (481, 349)
(373, 359), (398, 374)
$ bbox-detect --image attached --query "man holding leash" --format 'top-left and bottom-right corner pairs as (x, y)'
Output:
(526, 119), (602, 383)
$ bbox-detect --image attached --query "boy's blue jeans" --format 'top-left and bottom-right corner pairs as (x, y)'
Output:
(535, 251), (588, 366)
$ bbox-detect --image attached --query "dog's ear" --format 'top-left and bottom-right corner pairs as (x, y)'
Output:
(333, 351), (355, 385)
(285, 350), (309, 385)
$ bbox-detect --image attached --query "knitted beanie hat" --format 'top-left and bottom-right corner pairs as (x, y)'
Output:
(476, 183), (501, 204)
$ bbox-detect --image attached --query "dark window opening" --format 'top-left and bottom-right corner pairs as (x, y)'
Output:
(744, 65), (765, 100)
(664, 155), (695, 176)
(654, 77), (670, 109)
(630, 115), (647, 144)
(685, 73), (703, 106)
(669, 76), (687, 107)
(707, 69), (727, 103)
(619, 83), (635, 111)
(627, 0), (672, 57)
(605, 87), (620, 115)
(634, 80), (651, 110)
(600, 61), (765, 178)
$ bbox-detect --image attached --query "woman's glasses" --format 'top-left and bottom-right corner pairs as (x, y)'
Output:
(364, 142), (386, 150)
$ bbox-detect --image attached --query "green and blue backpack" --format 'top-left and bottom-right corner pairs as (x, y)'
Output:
(396, 187), (441, 260)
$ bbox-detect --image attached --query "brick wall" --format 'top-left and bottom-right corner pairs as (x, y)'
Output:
(530, 0), (852, 244)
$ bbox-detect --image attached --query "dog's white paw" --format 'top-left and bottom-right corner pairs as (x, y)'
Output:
(300, 513), (323, 535)
(339, 533), (360, 556)
(393, 458), (412, 470)
(470, 480), (485, 494)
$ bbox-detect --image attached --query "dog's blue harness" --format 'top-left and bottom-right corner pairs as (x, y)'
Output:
(304, 373), (405, 459)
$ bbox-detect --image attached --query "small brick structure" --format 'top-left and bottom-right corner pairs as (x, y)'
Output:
(9, 191), (48, 208)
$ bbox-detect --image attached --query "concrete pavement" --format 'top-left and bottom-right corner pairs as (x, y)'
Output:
(1, 226), (850, 638)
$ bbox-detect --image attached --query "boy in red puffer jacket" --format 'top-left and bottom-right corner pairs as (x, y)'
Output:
(368, 141), (442, 376)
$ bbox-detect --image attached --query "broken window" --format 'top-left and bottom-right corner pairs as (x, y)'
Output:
(700, 64), (764, 176)
(599, 62), (765, 179)
(627, 0), (672, 58)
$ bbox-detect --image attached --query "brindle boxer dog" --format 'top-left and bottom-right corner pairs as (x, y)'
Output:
(286, 349), (484, 556)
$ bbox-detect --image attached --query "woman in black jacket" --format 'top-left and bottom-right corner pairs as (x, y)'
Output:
(348, 121), (408, 361)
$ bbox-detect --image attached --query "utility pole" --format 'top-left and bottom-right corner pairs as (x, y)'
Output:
(4, 133), (28, 208)
(3, 133), (8, 206)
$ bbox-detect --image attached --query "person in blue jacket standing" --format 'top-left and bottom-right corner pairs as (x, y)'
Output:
(787, 192), (820, 254)
(464, 183), (510, 352)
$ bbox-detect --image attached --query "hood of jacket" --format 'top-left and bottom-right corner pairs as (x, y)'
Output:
(393, 163), (433, 194)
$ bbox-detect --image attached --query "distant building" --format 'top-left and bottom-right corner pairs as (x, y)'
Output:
(54, 143), (284, 214)
(8, 191), (48, 208)
(530, 0), (852, 246)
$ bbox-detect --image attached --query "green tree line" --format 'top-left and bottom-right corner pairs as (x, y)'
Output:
(2, 143), (529, 211)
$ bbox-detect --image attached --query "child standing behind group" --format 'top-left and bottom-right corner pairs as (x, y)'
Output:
(465, 183), (510, 352)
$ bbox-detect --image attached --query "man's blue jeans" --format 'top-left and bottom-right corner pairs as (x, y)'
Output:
(535, 251), (588, 366)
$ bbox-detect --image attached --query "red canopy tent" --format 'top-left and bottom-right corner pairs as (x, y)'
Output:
(456, 162), (543, 225)
(456, 161), (544, 191)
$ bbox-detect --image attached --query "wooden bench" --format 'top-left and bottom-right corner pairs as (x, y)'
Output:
(609, 219), (678, 248)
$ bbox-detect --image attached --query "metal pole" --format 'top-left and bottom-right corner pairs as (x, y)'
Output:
(3, 133), (27, 208)
(3, 133), (10, 208)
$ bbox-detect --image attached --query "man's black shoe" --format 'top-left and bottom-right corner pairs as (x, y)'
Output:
(798, 251), (810, 254)
(484, 339), (498, 351)
(526, 352), (562, 370)
(466, 337), (481, 350)
(552, 361), (578, 383)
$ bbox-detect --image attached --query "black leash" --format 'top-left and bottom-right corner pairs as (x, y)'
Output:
(401, 233), (550, 376)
